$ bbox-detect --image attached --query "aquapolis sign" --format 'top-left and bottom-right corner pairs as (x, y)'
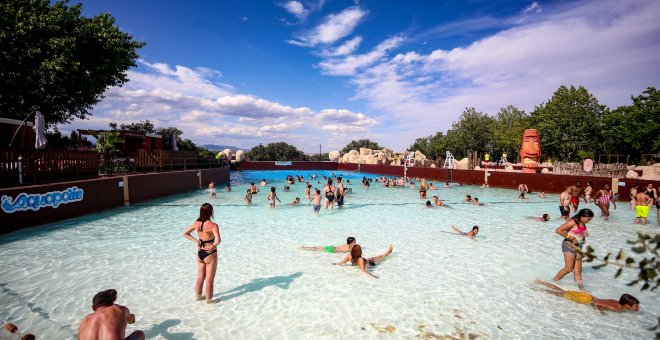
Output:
(1, 186), (84, 214)
(274, 161), (293, 166)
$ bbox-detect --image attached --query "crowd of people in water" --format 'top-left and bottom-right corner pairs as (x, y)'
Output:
(20, 173), (654, 339)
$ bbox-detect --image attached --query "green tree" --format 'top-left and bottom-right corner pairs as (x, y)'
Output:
(409, 132), (446, 160)
(531, 85), (608, 161)
(91, 131), (121, 174)
(601, 87), (660, 162)
(114, 120), (156, 134)
(246, 142), (306, 161)
(443, 108), (495, 159)
(490, 105), (531, 162)
(341, 139), (383, 154)
(0, 0), (145, 126)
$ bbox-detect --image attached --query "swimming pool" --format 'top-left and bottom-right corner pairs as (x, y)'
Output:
(0, 170), (657, 339)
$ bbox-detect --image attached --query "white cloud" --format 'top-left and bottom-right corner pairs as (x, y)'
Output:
(289, 6), (366, 46)
(322, 36), (363, 56)
(319, 35), (404, 76)
(523, 2), (542, 14)
(281, 1), (309, 20)
(325, 0), (660, 149)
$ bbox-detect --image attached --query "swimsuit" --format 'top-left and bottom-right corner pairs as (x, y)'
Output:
(197, 221), (217, 261)
(562, 220), (586, 255)
(598, 190), (611, 205)
(559, 205), (570, 217)
(325, 188), (335, 202)
(313, 204), (321, 212)
(570, 196), (579, 205)
(636, 205), (649, 218)
(563, 291), (593, 304)
(324, 245), (335, 253)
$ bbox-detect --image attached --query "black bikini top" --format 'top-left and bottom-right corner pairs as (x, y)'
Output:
(198, 220), (215, 246)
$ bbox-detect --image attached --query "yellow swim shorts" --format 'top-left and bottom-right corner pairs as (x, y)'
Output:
(636, 205), (649, 218)
(563, 291), (593, 304)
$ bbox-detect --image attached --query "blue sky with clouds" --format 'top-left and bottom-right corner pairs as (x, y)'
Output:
(68, 0), (660, 152)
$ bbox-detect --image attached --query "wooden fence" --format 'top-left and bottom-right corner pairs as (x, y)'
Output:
(0, 150), (99, 187)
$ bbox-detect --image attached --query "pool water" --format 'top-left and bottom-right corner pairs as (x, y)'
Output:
(0, 170), (657, 339)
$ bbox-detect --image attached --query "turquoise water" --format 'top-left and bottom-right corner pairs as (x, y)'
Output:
(0, 170), (657, 339)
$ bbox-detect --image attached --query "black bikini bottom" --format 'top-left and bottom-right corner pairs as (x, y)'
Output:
(198, 249), (217, 261)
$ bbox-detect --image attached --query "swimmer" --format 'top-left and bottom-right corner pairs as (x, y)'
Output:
(224, 184), (231, 192)
(410, 181), (416, 188)
(539, 191), (546, 198)
(267, 187), (281, 208)
(559, 188), (572, 220)
(419, 179), (428, 199)
(432, 196), (445, 206)
(244, 189), (252, 205)
(529, 214), (551, 221)
(305, 183), (311, 199)
(532, 280), (639, 312)
(583, 181), (593, 203)
(450, 226), (479, 237)
(593, 184), (616, 220)
(336, 177), (345, 208)
(334, 244), (394, 279)
(283, 185), (290, 192)
(300, 237), (356, 253)
(208, 181), (217, 198)
(425, 200), (433, 208)
(472, 198), (484, 206)
(428, 183), (437, 190)
(308, 189), (322, 213)
(323, 179), (336, 210)
(465, 195), (473, 202)
(249, 182), (259, 194)
(260, 179), (268, 186)
(290, 197), (301, 206)
(444, 182), (449, 188)
(482, 182), (489, 188)
(519, 192), (526, 199)
(518, 183), (529, 193)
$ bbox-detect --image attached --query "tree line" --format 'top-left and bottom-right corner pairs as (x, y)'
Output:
(410, 86), (659, 163)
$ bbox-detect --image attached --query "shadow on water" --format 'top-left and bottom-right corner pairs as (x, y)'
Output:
(218, 272), (303, 302)
(144, 319), (195, 340)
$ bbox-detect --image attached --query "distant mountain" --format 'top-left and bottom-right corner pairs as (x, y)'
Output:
(201, 144), (247, 152)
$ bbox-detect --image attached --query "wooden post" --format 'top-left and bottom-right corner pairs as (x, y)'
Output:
(123, 175), (130, 206)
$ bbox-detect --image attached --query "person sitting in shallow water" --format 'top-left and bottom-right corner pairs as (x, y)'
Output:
(300, 237), (356, 253)
(472, 198), (484, 206)
(432, 195), (445, 206)
(451, 226), (479, 237)
(334, 244), (393, 279)
(290, 197), (300, 206)
(532, 280), (639, 312)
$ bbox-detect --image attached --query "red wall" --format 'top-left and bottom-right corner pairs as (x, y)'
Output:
(0, 167), (229, 233)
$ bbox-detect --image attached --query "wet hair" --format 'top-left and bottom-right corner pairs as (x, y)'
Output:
(307, 184), (312, 188)
(327, 179), (333, 185)
(295, 197), (300, 201)
(92, 289), (117, 310)
(426, 200), (432, 206)
(337, 177), (342, 182)
(350, 244), (363, 265)
(472, 226), (479, 231)
(572, 208), (594, 220)
(474, 198), (479, 202)
(466, 195), (472, 199)
(433, 196), (438, 199)
(346, 237), (356, 244)
(271, 186), (276, 192)
(315, 189), (321, 194)
(618, 294), (639, 307)
(246, 189), (251, 193)
(250, 182), (254, 185)
(543, 214), (550, 221)
(21, 334), (36, 340)
(197, 203), (214, 221)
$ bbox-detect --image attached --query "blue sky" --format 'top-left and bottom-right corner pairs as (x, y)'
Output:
(67, 0), (660, 152)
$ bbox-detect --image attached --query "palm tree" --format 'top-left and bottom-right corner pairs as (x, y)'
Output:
(91, 131), (122, 175)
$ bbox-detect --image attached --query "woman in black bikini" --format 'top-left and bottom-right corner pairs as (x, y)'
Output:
(334, 244), (393, 279)
(323, 179), (336, 210)
(183, 203), (221, 304)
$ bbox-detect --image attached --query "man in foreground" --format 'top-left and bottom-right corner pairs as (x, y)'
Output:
(79, 289), (144, 340)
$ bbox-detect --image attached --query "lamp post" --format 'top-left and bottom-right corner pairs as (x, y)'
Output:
(319, 144), (322, 161)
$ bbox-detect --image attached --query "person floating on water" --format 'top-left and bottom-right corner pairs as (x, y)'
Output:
(78, 289), (145, 340)
(451, 226), (479, 237)
(300, 237), (356, 253)
(432, 196), (446, 207)
(334, 244), (394, 279)
(553, 208), (593, 290)
(533, 280), (639, 312)
(528, 214), (550, 221)
(183, 203), (221, 303)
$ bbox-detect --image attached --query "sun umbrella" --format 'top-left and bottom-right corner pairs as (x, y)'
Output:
(34, 111), (47, 149)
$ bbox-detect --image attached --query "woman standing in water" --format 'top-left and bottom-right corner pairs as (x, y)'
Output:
(183, 203), (221, 303)
(553, 208), (594, 289)
(593, 184), (616, 220)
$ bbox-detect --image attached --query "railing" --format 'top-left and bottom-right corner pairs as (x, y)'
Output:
(0, 150), (99, 187)
(1, 149), (227, 187)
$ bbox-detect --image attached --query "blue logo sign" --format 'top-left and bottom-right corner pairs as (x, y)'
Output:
(274, 161), (292, 166)
(1, 186), (84, 214)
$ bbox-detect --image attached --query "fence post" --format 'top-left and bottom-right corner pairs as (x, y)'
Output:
(18, 156), (24, 184)
(184, 158), (187, 171)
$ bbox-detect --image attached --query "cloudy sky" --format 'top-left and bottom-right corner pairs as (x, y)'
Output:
(70, 0), (660, 152)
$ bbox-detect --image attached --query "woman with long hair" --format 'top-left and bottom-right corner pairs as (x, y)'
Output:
(183, 203), (221, 303)
(553, 208), (594, 289)
(334, 244), (393, 279)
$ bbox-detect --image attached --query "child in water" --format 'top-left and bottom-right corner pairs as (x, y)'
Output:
(267, 187), (281, 208)
(245, 189), (252, 205)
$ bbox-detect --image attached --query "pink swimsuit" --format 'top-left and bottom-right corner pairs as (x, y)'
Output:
(599, 190), (611, 205)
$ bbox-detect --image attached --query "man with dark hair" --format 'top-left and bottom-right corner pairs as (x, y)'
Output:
(300, 237), (357, 253)
(78, 289), (144, 340)
(533, 280), (640, 312)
